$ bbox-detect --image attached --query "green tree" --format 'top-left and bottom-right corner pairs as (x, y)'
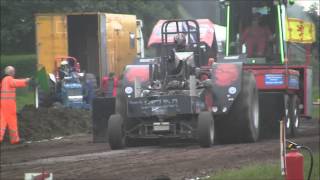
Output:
(306, 2), (319, 87)
(0, 0), (180, 53)
(306, 2), (319, 45)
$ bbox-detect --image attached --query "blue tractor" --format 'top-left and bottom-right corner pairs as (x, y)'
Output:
(39, 56), (96, 109)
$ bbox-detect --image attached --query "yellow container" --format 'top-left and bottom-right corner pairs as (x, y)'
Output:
(35, 13), (139, 85)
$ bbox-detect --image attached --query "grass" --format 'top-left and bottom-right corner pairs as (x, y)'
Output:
(1, 54), (36, 110)
(209, 152), (319, 180)
(0, 54), (37, 77)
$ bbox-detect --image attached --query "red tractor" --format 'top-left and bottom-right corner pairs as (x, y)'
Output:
(222, 0), (315, 137)
(95, 0), (315, 149)
(107, 19), (259, 149)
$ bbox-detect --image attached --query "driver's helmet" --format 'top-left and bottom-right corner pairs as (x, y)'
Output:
(174, 33), (186, 48)
(60, 60), (70, 72)
(60, 60), (68, 69)
(61, 60), (68, 65)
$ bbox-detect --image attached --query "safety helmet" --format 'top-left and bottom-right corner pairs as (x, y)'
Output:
(174, 33), (186, 47)
(60, 60), (69, 72)
(61, 60), (68, 65)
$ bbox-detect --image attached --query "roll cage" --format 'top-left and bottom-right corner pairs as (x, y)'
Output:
(160, 19), (211, 68)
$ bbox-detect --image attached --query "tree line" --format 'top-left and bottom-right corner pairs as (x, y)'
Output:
(0, 0), (180, 53)
(1, 0), (318, 54)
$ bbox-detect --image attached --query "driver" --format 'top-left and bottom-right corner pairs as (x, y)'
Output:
(241, 14), (272, 57)
(174, 33), (187, 52)
(169, 33), (188, 75)
(59, 60), (69, 79)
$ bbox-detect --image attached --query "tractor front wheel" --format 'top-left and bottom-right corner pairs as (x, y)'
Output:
(108, 114), (126, 150)
(289, 95), (300, 137)
(197, 112), (215, 147)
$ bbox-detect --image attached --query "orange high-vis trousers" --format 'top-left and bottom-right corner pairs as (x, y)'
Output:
(0, 76), (28, 144)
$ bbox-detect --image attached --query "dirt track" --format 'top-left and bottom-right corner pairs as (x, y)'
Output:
(1, 119), (319, 180)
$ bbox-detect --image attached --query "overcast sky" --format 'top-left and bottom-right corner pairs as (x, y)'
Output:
(296, 0), (319, 14)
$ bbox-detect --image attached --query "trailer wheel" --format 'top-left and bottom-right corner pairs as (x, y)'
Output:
(284, 94), (292, 137)
(108, 114), (126, 150)
(197, 111), (215, 147)
(289, 95), (300, 137)
(217, 72), (259, 143)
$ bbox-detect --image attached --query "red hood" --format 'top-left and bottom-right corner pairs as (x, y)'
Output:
(124, 65), (149, 83)
(147, 19), (216, 48)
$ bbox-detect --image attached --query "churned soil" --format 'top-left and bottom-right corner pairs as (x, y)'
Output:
(1, 117), (319, 180)
(3, 105), (92, 142)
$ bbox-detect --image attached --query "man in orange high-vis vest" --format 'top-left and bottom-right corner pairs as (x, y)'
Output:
(0, 66), (30, 144)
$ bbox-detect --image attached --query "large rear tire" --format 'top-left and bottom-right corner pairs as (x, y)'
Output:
(198, 112), (215, 147)
(108, 114), (126, 150)
(216, 72), (260, 143)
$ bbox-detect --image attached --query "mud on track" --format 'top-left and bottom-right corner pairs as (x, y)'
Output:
(16, 105), (92, 141)
(1, 119), (319, 180)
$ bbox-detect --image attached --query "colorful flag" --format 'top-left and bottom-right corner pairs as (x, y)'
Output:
(35, 66), (50, 93)
(286, 18), (316, 44)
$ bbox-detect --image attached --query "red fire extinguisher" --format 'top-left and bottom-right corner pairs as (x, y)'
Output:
(285, 140), (314, 180)
(286, 149), (304, 180)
